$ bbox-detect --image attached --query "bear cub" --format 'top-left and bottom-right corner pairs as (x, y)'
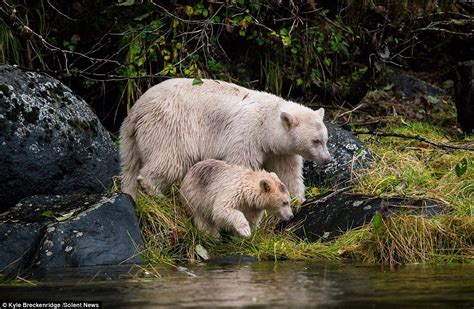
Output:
(180, 159), (293, 238)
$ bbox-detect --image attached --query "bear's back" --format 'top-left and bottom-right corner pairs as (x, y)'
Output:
(185, 159), (231, 188)
(136, 78), (291, 114)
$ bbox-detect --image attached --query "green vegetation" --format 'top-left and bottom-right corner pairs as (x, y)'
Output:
(4, 1), (470, 128)
(354, 122), (473, 215)
(351, 121), (474, 264)
(0, 274), (37, 286)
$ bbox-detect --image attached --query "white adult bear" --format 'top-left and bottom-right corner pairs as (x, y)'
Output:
(120, 78), (332, 200)
(180, 159), (293, 238)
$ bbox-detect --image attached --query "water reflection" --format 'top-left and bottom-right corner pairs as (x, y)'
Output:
(1, 261), (473, 307)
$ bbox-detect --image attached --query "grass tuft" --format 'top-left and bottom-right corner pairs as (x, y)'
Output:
(360, 214), (474, 264)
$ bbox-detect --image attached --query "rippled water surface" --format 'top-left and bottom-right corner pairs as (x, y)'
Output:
(1, 261), (473, 307)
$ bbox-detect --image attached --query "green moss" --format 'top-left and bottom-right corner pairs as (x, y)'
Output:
(67, 118), (98, 134)
(6, 101), (24, 122)
(24, 106), (39, 124)
(391, 121), (445, 139)
(5, 101), (40, 125)
(0, 83), (11, 97)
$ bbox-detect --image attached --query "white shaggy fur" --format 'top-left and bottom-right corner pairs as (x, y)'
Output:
(120, 78), (331, 200)
(180, 159), (293, 238)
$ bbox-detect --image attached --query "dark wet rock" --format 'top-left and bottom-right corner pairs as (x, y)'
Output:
(454, 60), (474, 133)
(378, 68), (445, 98)
(37, 194), (142, 268)
(0, 222), (43, 274)
(0, 193), (143, 273)
(3, 194), (102, 223)
(0, 65), (120, 211)
(281, 192), (446, 241)
(303, 124), (373, 189)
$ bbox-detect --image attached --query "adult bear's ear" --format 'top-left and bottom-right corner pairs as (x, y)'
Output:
(280, 112), (296, 130)
(316, 108), (325, 119)
(259, 179), (272, 193)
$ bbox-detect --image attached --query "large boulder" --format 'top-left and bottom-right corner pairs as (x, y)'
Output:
(281, 192), (446, 241)
(0, 65), (119, 211)
(0, 193), (143, 273)
(303, 124), (373, 189)
(378, 68), (445, 98)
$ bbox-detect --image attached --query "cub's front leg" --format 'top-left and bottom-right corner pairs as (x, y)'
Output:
(244, 209), (264, 230)
(212, 204), (252, 238)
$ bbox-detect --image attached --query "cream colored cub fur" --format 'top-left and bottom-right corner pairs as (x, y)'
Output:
(120, 78), (332, 200)
(180, 159), (293, 238)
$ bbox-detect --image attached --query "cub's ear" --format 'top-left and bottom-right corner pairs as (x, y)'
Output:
(280, 112), (296, 129)
(316, 108), (325, 119)
(259, 179), (272, 193)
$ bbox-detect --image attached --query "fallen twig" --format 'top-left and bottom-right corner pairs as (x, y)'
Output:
(352, 131), (474, 152)
(303, 187), (351, 207)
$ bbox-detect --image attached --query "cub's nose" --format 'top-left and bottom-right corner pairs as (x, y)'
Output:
(288, 214), (294, 220)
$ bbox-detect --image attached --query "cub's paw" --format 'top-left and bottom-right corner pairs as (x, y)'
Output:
(236, 224), (252, 238)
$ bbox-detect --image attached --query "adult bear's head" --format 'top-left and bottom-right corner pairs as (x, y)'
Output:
(280, 108), (332, 165)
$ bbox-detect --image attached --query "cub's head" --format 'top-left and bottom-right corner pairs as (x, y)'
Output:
(280, 108), (332, 165)
(258, 172), (293, 221)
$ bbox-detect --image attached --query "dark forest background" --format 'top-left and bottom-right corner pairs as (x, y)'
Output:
(1, 0), (473, 134)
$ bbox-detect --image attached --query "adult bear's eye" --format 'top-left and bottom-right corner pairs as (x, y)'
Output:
(312, 139), (320, 145)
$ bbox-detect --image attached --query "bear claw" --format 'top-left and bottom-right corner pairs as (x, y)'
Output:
(237, 225), (252, 238)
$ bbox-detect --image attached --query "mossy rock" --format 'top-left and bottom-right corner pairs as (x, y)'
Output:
(0, 193), (143, 274)
(282, 192), (446, 241)
(303, 124), (373, 189)
(0, 65), (120, 211)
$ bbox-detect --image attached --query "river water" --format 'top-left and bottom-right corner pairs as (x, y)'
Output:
(1, 261), (473, 308)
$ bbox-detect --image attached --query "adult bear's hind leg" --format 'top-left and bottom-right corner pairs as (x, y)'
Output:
(137, 164), (169, 196)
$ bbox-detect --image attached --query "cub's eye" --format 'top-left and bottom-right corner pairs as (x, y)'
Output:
(312, 139), (320, 145)
(282, 201), (289, 207)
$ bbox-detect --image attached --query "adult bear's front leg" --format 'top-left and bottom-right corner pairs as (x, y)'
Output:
(264, 154), (305, 202)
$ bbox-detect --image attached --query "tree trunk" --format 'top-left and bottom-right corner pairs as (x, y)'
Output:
(454, 61), (474, 133)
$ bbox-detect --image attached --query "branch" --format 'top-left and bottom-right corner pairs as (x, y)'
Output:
(16, 66), (169, 82)
(352, 131), (474, 152)
(1, 0), (124, 71)
(412, 18), (474, 37)
(0, 1), (33, 38)
(46, 0), (76, 21)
